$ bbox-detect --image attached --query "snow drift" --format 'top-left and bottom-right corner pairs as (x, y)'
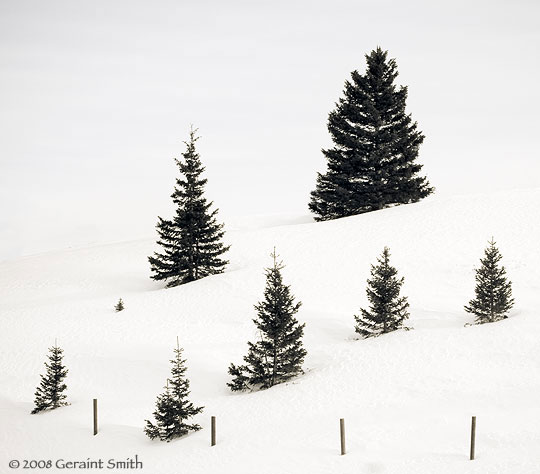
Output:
(1, 189), (540, 473)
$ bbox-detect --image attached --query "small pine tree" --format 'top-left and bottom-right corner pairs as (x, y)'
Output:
(464, 238), (514, 324)
(31, 343), (69, 414)
(144, 339), (203, 441)
(144, 382), (183, 442)
(228, 250), (306, 391)
(309, 47), (433, 221)
(115, 298), (124, 312)
(354, 247), (410, 338)
(148, 128), (229, 287)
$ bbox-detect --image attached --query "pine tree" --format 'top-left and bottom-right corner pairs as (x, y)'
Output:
(144, 382), (179, 442)
(31, 343), (69, 414)
(309, 47), (433, 221)
(114, 298), (124, 312)
(144, 339), (203, 441)
(228, 250), (306, 391)
(148, 128), (229, 287)
(354, 247), (410, 338)
(464, 238), (514, 324)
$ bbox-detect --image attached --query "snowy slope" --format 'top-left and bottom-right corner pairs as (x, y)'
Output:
(1, 189), (540, 474)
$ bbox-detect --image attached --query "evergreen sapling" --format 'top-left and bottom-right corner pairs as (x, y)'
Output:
(228, 250), (306, 391)
(464, 238), (514, 324)
(354, 247), (410, 338)
(31, 343), (69, 414)
(144, 339), (203, 441)
(114, 298), (124, 312)
(144, 381), (182, 442)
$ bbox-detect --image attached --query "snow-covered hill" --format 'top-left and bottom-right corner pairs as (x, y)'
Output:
(1, 189), (540, 474)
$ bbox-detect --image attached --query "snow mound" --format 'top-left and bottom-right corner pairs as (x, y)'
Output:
(1, 189), (540, 473)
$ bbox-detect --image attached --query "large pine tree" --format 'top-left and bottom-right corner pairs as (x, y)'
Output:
(354, 247), (410, 338)
(148, 128), (229, 287)
(309, 47), (433, 221)
(144, 339), (203, 441)
(228, 250), (306, 391)
(31, 343), (69, 414)
(464, 239), (514, 324)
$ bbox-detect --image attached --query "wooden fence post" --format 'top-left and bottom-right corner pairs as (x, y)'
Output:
(93, 399), (98, 436)
(470, 416), (476, 460)
(211, 416), (216, 446)
(340, 418), (346, 455)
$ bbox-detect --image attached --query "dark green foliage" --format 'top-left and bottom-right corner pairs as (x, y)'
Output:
(228, 250), (306, 391)
(465, 239), (514, 324)
(143, 383), (179, 442)
(148, 128), (229, 287)
(31, 344), (68, 414)
(354, 247), (410, 338)
(144, 340), (203, 441)
(309, 47), (433, 221)
(115, 298), (124, 312)
(227, 364), (249, 392)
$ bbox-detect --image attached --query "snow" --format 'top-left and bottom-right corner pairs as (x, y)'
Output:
(1, 189), (540, 473)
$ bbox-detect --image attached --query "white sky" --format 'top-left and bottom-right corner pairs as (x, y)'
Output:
(1, 0), (539, 260)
